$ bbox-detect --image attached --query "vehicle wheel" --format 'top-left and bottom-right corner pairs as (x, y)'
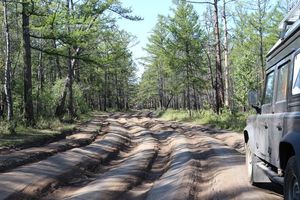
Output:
(246, 143), (254, 184)
(284, 156), (300, 200)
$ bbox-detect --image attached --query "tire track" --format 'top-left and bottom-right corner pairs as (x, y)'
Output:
(120, 130), (175, 200)
(41, 120), (158, 200)
(0, 118), (106, 173)
(55, 130), (159, 200)
(0, 112), (284, 200)
(121, 118), (199, 200)
(192, 136), (282, 200)
(0, 121), (130, 200)
(144, 133), (197, 200)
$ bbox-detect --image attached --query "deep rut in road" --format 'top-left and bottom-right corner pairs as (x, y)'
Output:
(0, 113), (284, 200)
(41, 119), (160, 200)
(42, 116), (201, 200)
(118, 116), (282, 200)
(117, 117), (199, 200)
(121, 130), (175, 200)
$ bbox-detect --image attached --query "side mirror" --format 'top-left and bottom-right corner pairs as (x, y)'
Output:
(248, 90), (261, 114)
(248, 90), (257, 105)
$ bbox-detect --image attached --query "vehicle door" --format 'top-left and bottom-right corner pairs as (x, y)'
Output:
(286, 50), (300, 150)
(267, 61), (289, 166)
(257, 70), (275, 160)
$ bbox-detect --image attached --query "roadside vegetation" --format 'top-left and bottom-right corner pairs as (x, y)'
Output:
(159, 109), (252, 132)
(136, 0), (290, 120)
(0, 0), (295, 145)
(0, 112), (93, 148)
(0, 1), (140, 136)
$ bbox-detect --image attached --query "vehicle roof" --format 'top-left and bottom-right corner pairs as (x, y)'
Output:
(267, 2), (300, 58)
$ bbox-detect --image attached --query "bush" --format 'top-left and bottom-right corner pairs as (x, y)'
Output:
(33, 79), (89, 118)
(0, 121), (16, 135)
(73, 83), (90, 114)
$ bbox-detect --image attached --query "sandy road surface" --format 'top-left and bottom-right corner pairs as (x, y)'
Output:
(0, 112), (283, 200)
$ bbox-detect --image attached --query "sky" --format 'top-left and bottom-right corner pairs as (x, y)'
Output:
(116, 1), (289, 80)
(117, 0), (205, 79)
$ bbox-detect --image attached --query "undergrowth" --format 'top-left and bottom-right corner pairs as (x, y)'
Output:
(0, 112), (94, 147)
(158, 109), (253, 132)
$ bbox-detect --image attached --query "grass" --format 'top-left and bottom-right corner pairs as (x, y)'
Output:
(0, 127), (62, 147)
(0, 112), (95, 148)
(158, 109), (252, 132)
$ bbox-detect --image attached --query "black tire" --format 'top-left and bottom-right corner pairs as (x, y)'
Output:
(245, 142), (256, 185)
(284, 156), (300, 200)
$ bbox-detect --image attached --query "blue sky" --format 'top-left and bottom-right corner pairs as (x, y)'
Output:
(117, 0), (281, 79)
(117, 0), (173, 79)
(117, 0), (206, 79)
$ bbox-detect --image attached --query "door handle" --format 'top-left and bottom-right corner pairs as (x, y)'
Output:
(264, 123), (268, 129)
(277, 125), (282, 131)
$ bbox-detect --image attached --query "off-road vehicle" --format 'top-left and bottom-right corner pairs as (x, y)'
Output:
(244, 3), (300, 200)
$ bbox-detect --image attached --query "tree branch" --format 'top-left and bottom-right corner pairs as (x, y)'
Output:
(186, 1), (214, 5)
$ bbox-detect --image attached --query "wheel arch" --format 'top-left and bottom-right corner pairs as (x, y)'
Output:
(280, 132), (300, 173)
(279, 142), (295, 171)
(244, 130), (249, 144)
(243, 115), (257, 150)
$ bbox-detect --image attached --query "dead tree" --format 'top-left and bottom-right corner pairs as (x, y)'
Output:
(187, 0), (224, 114)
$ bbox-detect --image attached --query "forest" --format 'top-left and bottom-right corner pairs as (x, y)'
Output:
(0, 0), (296, 133)
(0, 0), (140, 132)
(137, 0), (294, 129)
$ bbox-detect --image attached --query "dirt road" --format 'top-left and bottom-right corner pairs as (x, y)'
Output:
(0, 113), (283, 200)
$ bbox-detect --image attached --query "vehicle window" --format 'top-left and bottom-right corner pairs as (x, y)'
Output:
(276, 65), (288, 102)
(264, 72), (274, 104)
(292, 53), (300, 95)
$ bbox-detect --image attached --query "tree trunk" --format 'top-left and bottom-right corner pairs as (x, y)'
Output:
(205, 49), (215, 111)
(67, 51), (75, 118)
(22, 0), (34, 126)
(214, 0), (224, 114)
(158, 78), (164, 110)
(66, 0), (75, 118)
(193, 84), (197, 110)
(223, 0), (230, 108)
(36, 48), (44, 116)
(3, 0), (13, 121)
(115, 73), (120, 110)
(38, 50), (44, 92)
(104, 67), (108, 111)
(55, 0), (76, 119)
(0, 92), (5, 120)
(52, 39), (62, 80)
(187, 68), (191, 117)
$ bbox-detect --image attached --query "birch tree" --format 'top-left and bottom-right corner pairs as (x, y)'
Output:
(3, 0), (13, 121)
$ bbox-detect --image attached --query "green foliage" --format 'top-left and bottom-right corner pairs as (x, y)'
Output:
(0, 0), (140, 126)
(6, 0), (141, 124)
(0, 121), (16, 135)
(0, 125), (63, 147)
(160, 109), (251, 132)
(0, 112), (93, 147)
(230, 0), (283, 107)
(50, 79), (89, 115)
(0, 0), (294, 133)
(138, 1), (207, 110)
(73, 83), (90, 114)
